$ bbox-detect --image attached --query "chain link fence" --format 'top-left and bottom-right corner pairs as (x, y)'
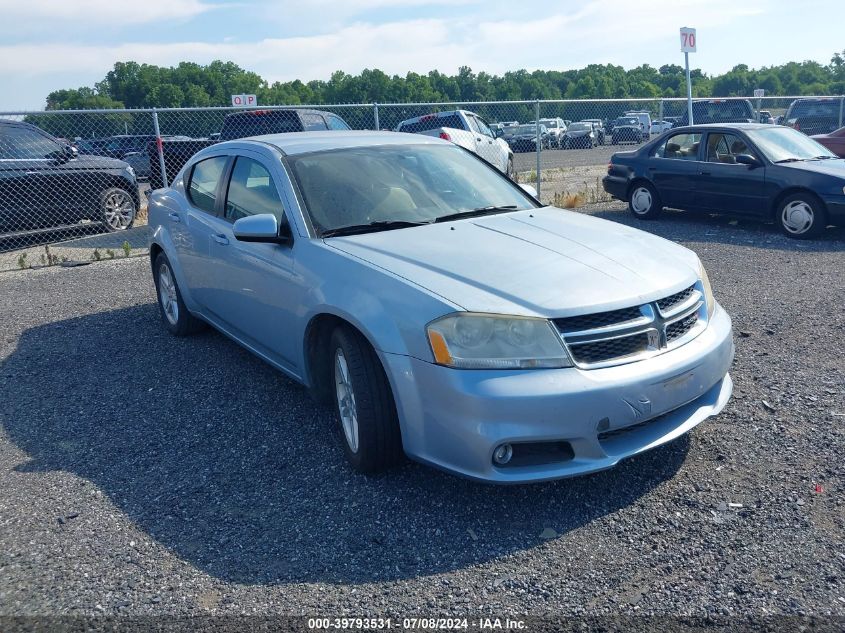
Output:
(1, 95), (843, 270)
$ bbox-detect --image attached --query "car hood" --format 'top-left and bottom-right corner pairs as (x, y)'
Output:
(778, 158), (845, 177)
(325, 207), (700, 317)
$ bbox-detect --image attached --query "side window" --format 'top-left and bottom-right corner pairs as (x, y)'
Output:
(474, 116), (493, 138)
(465, 115), (480, 133)
(225, 157), (285, 222)
(326, 115), (350, 130)
(705, 133), (750, 164)
(1, 126), (60, 159)
(655, 133), (702, 160)
(187, 156), (228, 213)
(301, 114), (328, 131)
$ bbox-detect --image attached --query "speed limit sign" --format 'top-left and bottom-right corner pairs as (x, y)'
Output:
(680, 27), (697, 53)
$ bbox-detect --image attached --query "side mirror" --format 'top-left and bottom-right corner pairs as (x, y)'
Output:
(232, 213), (292, 244)
(735, 154), (759, 167)
(520, 184), (538, 198)
(493, 128), (502, 138)
(66, 145), (78, 159)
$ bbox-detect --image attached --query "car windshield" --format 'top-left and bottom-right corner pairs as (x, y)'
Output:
(745, 127), (837, 162)
(615, 118), (639, 126)
(515, 125), (542, 134)
(288, 144), (536, 234)
(568, 123), (590, 131)
(540, 120), (559, 129)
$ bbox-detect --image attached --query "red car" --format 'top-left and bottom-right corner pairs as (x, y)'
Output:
(812, 126), (845, 158)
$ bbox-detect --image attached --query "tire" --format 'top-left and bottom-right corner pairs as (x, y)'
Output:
(330, 326), (403, 473)
(100, 187), (136, 232)
(506, 156), (516, 181)
(153, 252), (205, 336)
(776, 192), (827, 239)
(628, 181), (663, 220)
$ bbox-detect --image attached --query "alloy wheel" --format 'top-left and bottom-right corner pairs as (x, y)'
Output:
(334, 348), (359, 453)
(158, 263), (179, 326)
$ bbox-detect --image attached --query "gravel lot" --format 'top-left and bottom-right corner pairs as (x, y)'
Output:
(0, 207), (843, 627)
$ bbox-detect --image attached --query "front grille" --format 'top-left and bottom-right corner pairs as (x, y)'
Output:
(568, 332), (651, 365)
(656, 285), (696, 314)
(555, 284), (704, 368)
(666, 313), (698, 342)
(554, 306), (642, 333)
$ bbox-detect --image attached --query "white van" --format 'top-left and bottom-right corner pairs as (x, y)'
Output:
(624, 111), (652, 141)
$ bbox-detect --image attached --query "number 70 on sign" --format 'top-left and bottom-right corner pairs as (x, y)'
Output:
(680, 27), (697, 53)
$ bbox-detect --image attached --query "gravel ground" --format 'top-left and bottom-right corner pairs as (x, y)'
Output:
(0, 208), (843, 627)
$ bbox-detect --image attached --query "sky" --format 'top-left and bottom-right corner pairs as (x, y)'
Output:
(0, 0), (841, 111)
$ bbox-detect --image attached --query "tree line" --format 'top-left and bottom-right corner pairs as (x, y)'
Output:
(44, 53), (845, 111)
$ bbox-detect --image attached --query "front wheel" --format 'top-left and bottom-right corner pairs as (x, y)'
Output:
(776, 192), (827, 239)
(330, 326), (403, 473)
(506, 156), (516, 181)
(101, 187), (136, 232)
(628, 181), (663, 220)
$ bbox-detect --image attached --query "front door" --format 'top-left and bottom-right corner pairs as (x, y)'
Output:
(204, 152), (304, 372)
(696, 132), (767, 215)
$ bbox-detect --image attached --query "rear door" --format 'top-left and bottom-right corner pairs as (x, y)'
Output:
(695, 131), (766, 215)
(647, 131), (703, 209)
(173, 154), (231, 307)
(0, 124), (61, 230)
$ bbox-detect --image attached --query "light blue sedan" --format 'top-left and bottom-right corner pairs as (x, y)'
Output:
(148, 131), (734, 483)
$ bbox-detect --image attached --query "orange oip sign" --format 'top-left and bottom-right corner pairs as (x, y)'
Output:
(231, 94), (258, 107)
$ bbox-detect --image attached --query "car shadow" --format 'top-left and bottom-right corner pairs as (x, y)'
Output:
(584, 206), (845, 250)
(0, 304), (689, 585)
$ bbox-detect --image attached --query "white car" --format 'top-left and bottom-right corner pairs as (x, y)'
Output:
(396, 110), (515, 179)
(650, 120), (674, 135)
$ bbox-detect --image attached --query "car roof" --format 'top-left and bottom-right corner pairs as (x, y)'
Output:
(671, 123), (771, 131)
(222, 130), (447, 156)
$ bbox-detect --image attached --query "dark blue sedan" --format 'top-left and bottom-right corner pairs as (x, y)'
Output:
(602, 123), (845, 238)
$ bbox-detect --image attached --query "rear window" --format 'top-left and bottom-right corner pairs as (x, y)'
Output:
(222, 111), (311, 139)
(188, 156), (228, 213)
(688, 101), (754, 122)
(788, 101), (839, 118)
(399, 114), (464, 133)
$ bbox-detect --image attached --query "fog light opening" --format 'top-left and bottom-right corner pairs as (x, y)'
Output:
(493, 443), (513, 465)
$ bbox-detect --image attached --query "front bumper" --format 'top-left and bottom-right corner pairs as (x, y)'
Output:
(383, 304), (734, 483)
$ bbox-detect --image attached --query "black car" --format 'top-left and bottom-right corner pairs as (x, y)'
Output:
(783, 98), (844, 136)
(0, 120), (139, 239)
(506, 124), (547, 152)
(602, 123), (845, 239)
(611, 117), (642, 144)
(675, 99), (756, 127)
(562, 122), (598, 149)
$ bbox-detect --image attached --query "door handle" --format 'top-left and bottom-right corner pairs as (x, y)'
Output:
(168, 212), (181, 223)
(212, 234), (229, 246)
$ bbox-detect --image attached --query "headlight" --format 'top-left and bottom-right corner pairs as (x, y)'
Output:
(698, 261), (716, 318)
(426, 313), (573, 369)
(126, 165), (135, 178)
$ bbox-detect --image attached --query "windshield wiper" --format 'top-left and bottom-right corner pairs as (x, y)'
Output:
(811, 155), (836, 160)
(774, 157), (804, 163)
(321, 220), (432, 238)
(434, 205), (519, 223)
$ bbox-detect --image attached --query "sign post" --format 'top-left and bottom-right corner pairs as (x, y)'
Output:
(231, 94), (258, 107)
(753, 88), (765, 120)
(680, 27), (697, 125)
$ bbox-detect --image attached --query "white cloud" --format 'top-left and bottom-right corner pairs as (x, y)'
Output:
(0, 0), (214, 27)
